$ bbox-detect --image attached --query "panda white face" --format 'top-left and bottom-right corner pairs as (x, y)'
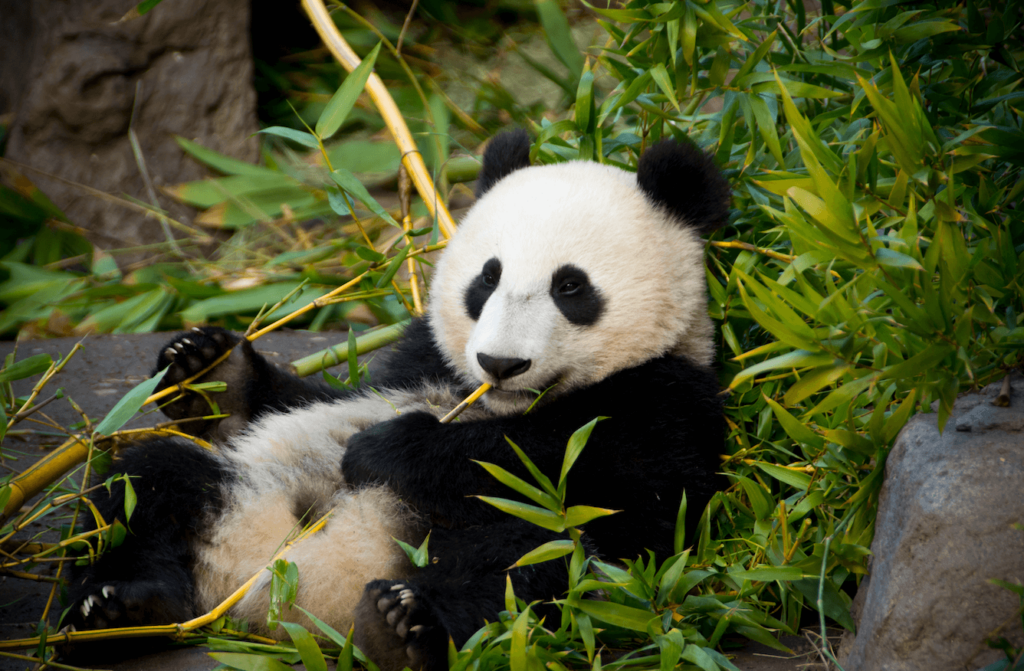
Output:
(428, 159), (716, 416)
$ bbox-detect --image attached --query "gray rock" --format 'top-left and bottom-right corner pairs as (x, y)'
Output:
(1, 0), (258, 255)
(841, 373), (1024, 671)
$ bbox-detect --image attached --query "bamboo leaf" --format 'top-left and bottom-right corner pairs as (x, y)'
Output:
(513, 539), (575, 567)
(317, 43), (382, 140)
(564, 505), (619, 527)
(475, 496), (565, 532)
(474, 461), (561, 511)
(0, 354), (52, 383)
(330, 167), (399, 227)
(731, 350), (836, 389)
(764, 395), (825, 449)
(257, 127), (320, 149)
(208, 653), (293, 671)
(754, 462), (812, 490)
(730, 566), (804, 582)
(559, 417), (604, 489)
(567, 595), (662, 633)
(535, 0), (584, 79)
(280, 622), (328, 671)
(94, 367), (169, 436)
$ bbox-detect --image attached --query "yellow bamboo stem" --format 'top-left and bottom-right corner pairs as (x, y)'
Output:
(0, 512), (332, 650)
(2, 430), (212, 520)
(301, 0), (457, 240)
(439, 383), (492, 424)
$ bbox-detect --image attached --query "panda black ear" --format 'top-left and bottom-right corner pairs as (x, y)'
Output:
(636, 139), (731, 234)
(475, 129), (531, 198)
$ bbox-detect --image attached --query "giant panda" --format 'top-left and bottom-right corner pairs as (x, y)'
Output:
(67, 130), (730, 671)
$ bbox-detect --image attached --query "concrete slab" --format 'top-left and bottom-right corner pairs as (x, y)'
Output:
(0, 332), (834, 671)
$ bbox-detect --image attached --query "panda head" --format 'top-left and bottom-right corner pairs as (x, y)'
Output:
(428, 130), (731, 415)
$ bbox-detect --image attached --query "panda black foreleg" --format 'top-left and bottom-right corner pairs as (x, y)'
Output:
(66, 438), (228, 633)
(155, 327), (353, 441)
(354, 520), (570, 671)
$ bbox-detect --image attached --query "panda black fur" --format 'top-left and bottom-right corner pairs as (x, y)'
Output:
(67, 130), (730, 671)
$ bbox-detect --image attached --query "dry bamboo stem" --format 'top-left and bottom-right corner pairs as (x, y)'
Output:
(301, 0), (457, 240)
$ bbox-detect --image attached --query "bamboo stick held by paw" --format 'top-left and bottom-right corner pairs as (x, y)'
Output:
(440, 384), (492, 424)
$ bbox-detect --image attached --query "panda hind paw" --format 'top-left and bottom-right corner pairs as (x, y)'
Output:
(355, 580), (447, 671)
(155, 327), (239, 387)
(69, 585), (128, 630)
(67, 580), (192, 632)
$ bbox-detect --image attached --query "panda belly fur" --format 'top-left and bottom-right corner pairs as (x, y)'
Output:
(197, 384), (491, 636)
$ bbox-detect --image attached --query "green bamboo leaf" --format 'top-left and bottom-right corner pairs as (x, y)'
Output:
(355, 246), (385, 263)
(763, 396), (825, 449)
(651, 64), (680, 111)
(736, 476), (772, 520)
(880, 345), (954, 381)
(317, 43), (382, 140)
(893, 19), (960, 42)
(123, 478), (137, 523)
(657, 551), (690, 605)
(559, 417), (604, 488)
(733, 31), (777, 82)
(295, 607), (378, 670)
(791, 579), (856, 631)
(474, 461), (561, 511)
(681, 644), (723, 671)
(747, 93), (784, 166)
(175, 137), (277, 177)
(754, 462), (812, 491)
(564, 505), (619, 527)
(730, 350), (835, 389)
(674, 492), (687, 555)
(681, 3), (697, 66)
(575, 63), (595, 131)
(257, 127), (320, 149)
(504, 437), (558, 500)
(806, 372), (880, 417)
(883, 389), (918, 443)
(513, 539), (574, 567)
(655, 630), (685, 671)
(752, 79), (843, 99)
(510, 605), (531, 671)
(475, 496), (565, 532)
(330, 167), (399, 227)
(280, 622), (328, 671)
(94, 367), (169, 436)
(824, 429), (876, 456)
(374, 244), (410, 289)
(0, 354), (52, 383)
(535, 0), (584, 79)
(730, 566), (804, 582)
(783, 363), (849, 405)
(207, 653), (293, 671)
(567, 595), (661, 633)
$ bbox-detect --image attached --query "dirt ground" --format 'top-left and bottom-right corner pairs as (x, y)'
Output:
(0, 332), (844, 671)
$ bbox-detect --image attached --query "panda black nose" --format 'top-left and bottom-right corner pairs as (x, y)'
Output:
(477, 353), (532, 380)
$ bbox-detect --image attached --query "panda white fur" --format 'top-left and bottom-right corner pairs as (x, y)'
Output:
(68, 130), (730, 671)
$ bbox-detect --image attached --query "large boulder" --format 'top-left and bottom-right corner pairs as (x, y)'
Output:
(841, 374), (1024, 670)
(0, 0), (258, 252)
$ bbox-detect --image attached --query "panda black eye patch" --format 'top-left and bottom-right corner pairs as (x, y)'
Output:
(551, 264), (604, 326)
(464, 257), (502, 321)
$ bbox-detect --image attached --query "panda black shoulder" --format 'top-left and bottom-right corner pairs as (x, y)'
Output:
(636, 139), (732, 234)
(372, 318), (461, 390)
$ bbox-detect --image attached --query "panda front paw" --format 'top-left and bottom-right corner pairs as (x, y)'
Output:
(354, 580), (447, 671)
(71, 585), (126, 630)
(342, 411), (441, 487)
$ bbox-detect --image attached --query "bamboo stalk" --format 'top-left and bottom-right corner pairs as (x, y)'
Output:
(301, 0), (457, 240)
(439, 383), (492, 424)
(2, 430), (212, 520)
